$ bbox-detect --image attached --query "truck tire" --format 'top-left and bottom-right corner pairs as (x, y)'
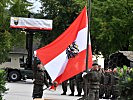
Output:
(8, 71), (21, 82)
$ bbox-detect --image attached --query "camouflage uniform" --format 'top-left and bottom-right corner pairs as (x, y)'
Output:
(99, 69), (105, 99)
(88, 69), (101, 100)
(111, 70), (120, 100)
(77, 71), (90, 100)
(61, 80), (68, 95)
(69, 76), (75, 96)
(82, 71), (90, 97)
(75, 72), (83, 96)
(104, 70), (112, 99)
(32, 57), (49, 99)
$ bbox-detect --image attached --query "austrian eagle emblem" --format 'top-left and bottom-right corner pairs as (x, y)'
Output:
(66, 41), (79, 59)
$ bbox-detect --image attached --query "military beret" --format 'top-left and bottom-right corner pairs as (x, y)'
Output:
(92, 63), (98, 66)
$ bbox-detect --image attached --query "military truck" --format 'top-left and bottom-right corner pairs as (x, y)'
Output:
(0, 47), (33, 82)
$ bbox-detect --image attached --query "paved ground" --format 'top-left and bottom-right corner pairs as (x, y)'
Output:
(3, 79), (81, 100)
(3, 79), (107, 100)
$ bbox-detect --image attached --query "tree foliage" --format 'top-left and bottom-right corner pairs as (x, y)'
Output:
(38, 0), (133, 58)
(0, 70), (7, 100)
(0, 31), (11, 63)
(38, 0), (87, 47)
(9, 0), (32, 17)
(91, 0), (133, 58)
(0, 0), (132, 64)
(0, 0), (32, 63)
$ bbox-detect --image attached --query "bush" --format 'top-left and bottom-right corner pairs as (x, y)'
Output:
(117, 66), (133, 100)
(0, 70), (7, 100)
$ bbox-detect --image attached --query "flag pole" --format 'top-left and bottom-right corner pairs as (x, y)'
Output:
(86, 0), (91, 72)
(84, 0), (91, 98)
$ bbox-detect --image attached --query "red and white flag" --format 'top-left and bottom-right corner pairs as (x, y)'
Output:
(35, 7), (92, 85)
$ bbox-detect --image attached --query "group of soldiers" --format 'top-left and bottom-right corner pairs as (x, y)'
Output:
(61, 63), (120, 100)
(32, 56), (121, 100)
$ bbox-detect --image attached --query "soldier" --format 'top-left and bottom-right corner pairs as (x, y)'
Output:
(68, 76), (75, 96)
(61, 77), (75, 96)
(32, 57), (50, 99)
(88, 63), (101, 100)
(98, 67), (105, 99)
(104, 69), (112, 99)
(82, 71), (90, 98)
(111, 68), (120, 100)
(77, 70), (90, 100)
(105, 69), (112, 99)
(61, 80), (68, 95)
(75, 72), (83, 96)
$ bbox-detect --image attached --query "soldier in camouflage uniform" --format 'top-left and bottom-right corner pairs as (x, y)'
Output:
(87, 63), (101, 100)
(61, 77), (75, 96)
(77, 70), (90, 100)
(68, 76), (76, 96)
(111, 68), (120, 100)
(104, 69), (112, 99)
(61, 76), (75, 96)
(32, 57), (50, 99)
(75, 72), (83, 96)
(98, 67), (105, 99)
(61, 80), (68, 95)
(82, 71), (90, 98)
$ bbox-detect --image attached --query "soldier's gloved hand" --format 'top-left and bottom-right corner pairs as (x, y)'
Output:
(82, 72), (87, 77)
(49, 82), (53, 86)
(47, 86), (51, 90)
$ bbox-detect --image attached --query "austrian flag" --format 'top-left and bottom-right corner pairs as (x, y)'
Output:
(35, 7), (92, 85)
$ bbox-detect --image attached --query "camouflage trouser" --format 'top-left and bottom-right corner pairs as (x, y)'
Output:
(62, 80), (68, 93)
(76, 81), (83, 95)
(32, 84), (43, 99)
(69, 79), (75, 93)
(83, 78), (89, 97)
(88, 89), (99, 100)
(99, 84), (104, 98)
(105, 85), (111, 99)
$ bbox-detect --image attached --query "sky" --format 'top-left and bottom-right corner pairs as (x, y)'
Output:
(27, 0), (41, 13)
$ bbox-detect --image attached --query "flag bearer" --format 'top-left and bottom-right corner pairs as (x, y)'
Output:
(32, 57), (50, 99)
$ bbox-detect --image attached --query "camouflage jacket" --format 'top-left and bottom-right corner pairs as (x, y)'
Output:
(33, 57), (49, 87)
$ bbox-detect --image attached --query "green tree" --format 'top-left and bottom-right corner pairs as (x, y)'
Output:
(91, 0), (133, 58)
(38, 0), (133, 59)
(0, 0), (33, 64)
(0, 70), (7, 100)
(9, 0), (32, 17)
(0, 0), (12, 63)
(0, 31), (11, 63)
(9, 0), (33, 47)
(38, 0), (87, 46)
